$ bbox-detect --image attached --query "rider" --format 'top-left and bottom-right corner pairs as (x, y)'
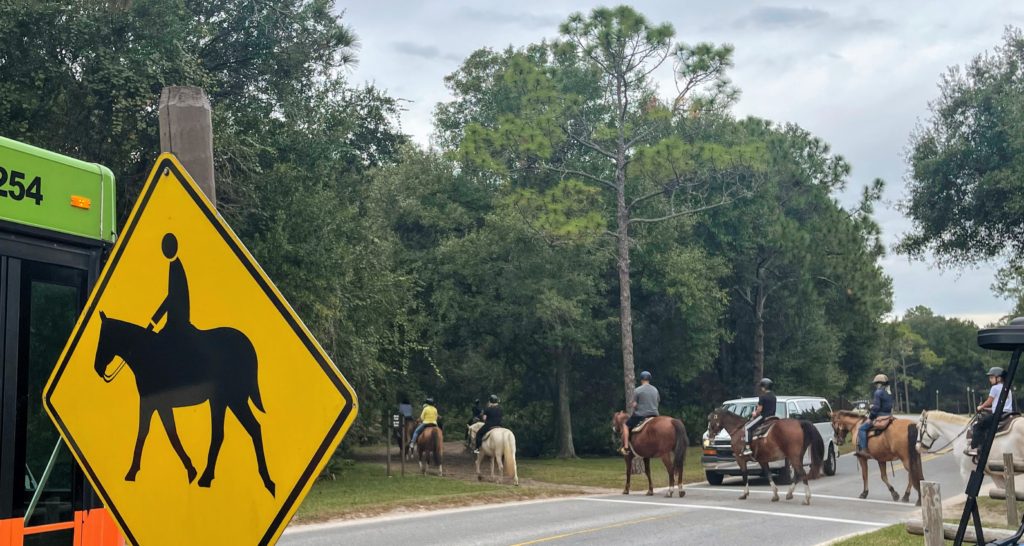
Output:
(398, 397), (413, 421)
(620, 371), (660, 455)
(856, 374), (893, 458)
(966, 366), (1014, 456)
(474, 394), (502, 454)
(741, 378), (776, 456)
(410, 397), (439, 447)
(149, 233), (190, 336)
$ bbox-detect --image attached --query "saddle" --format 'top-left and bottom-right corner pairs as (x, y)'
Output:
(869, 416), (894, 435)
(750, 416), (779, 442)
(966, 413), (1020, 444)
(631, 417), (656, 433)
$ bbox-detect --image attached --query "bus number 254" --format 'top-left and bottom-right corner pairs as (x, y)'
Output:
(0, 166), (43, 205)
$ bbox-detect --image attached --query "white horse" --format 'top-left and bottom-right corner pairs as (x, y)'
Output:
(918, 410), (1024, 491)
(468, 422), (519, 486)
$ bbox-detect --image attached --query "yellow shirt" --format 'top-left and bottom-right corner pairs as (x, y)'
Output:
(420, 405), (438, 425)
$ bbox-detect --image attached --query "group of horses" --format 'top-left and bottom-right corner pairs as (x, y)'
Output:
(397, 419), (519, 486)
(398, 405), (1008, 509)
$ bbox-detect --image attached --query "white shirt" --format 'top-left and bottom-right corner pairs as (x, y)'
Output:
(990, 383), (1014, 413)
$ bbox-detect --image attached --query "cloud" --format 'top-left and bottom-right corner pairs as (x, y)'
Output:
(460, 6), (562, 29)
(732, 6), (892, 33)
(391, 41), (463, 62)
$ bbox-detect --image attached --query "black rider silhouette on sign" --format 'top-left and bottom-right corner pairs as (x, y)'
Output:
(94, 233), (276, 496)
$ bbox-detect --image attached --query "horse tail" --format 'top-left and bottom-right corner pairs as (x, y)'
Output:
(433, 427), (443, 468)
(800, 420), (824, 479)
(503, 431), (517, 480)
(907, 423), (924, 485)
(244, 340), (265, 413)
(672, 419), (687, 478)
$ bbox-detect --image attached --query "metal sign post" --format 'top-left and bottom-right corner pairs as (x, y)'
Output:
(955, 318), (1024, 545)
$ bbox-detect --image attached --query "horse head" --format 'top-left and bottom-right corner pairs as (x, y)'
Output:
(94, 311), (143, 382)
(831, 412), (851, 445)
(94, 311), (117, 379)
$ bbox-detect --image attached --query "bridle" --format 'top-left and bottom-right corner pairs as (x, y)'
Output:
(918, 411), (974, 453)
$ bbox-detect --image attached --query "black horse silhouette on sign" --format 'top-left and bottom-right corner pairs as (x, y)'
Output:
(93, 313), (275, 495)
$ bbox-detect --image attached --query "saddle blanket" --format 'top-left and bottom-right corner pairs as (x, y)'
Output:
(631, 417), (656, 433)
(750, 416), (779, 442)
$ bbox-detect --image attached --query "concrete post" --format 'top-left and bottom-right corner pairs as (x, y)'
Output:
(158, 86), (215, 205)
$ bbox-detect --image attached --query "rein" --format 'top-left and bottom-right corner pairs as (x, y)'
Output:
(102, 358), (127, 383)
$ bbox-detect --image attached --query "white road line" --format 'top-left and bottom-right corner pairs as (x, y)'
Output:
(579, 497), (888, 527)
(685, 486), (912, 507)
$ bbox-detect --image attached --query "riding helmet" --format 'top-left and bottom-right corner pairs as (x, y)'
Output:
(759, 377), (773, 390)
(489, 394), (499, 404)
(872, 373), (889, 384)
(988, 367), (1006, 378)
(425, 397), (435, 405)
(639, 370), (652, 381)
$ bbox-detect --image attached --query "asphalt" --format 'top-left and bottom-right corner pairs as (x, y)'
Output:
(280, 449), (964, 546)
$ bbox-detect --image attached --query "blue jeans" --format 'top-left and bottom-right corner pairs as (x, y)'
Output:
(857, 421), (873, 451)
(411, 423), (426, 445)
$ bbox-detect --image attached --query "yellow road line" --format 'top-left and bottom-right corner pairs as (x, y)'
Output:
(888, 452), (942, 472)
(510, 513), (677, 546)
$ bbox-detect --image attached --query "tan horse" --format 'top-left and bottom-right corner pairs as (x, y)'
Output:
(468, 422), (519, 485)
(611, 412), (687, 498)
(415, 425), (443, 476)
(708, 408), (823, 505)
(831, 410), (923, 504)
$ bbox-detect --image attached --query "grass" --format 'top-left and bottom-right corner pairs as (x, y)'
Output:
(832, 498), (1024, 545)
(518, 454), (707, 490)
(295, 462), (580, 523)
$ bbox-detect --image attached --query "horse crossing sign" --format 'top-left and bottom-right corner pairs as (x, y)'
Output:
(43, 154), (358, 546)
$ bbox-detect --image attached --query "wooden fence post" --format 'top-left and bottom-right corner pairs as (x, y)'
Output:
(922, 481), (943, 546)
(1005, 453), (1019, 527)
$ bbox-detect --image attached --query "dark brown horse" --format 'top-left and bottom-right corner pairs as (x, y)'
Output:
(707, 408), (824, 505)
(832, 411), (923, 505)
(611, 412), (688, 497)
(397, 418), (416, 460)
(416, 425), (443, 476)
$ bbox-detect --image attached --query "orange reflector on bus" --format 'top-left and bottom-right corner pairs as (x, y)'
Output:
(70, 196), (91, 209)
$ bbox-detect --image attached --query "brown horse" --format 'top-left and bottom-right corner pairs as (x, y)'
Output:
(707, 408), (824, 505)
(416, 425), (443, 476)
(611, 412), (688, 497)
(832, 410), (923, 505)
(397, 419), (416, 460)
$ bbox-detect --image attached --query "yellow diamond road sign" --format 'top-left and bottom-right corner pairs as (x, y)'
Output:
(43, 154), (358, 546)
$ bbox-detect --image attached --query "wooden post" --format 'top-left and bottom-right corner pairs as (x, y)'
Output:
(385, 415), (391, 478)
(922, 481), (944, 546)
(1005, 453), (1018, 527)
(159, 86), (215, 204)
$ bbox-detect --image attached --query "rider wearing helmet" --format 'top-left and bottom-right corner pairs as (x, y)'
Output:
(741, 378), (777, 456)
(856, 374), (893, 458)
(410, 397), (439, 447)
(474, 394), (503, 454)
(620, 371), (660, 455)
(966, 367), (1014, 456)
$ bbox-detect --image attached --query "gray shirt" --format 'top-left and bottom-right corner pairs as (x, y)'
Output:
(634, 383), (660, 416)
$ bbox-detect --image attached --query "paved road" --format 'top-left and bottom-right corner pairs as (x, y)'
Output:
(281, 450), (964, 546)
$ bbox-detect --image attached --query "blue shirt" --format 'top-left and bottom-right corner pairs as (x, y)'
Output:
(870, 387), (893, 418)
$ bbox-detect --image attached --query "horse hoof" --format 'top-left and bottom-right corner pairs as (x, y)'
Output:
(771, 496), (779, 502)
(786, 493), (793, 500)
(125, 472), (137, 482)
(739, 495), (748, 500)
(646, 491), (654, 496)
(187, 467), (197, 483)
(859, 492), (868, 499)
(678, 490), (685, 498)
(622, 490), (630, 495)
(265, 481), (276, 496)
(901, 495), (910, 503)
(891, 493), (900, 501)
(198, 476), (213, 488)
(664, 491), (673, 498)
(802, 500), (810, 506)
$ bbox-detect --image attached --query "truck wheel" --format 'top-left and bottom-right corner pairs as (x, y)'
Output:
(705, 471), (724, 486)
(824, 445), (838, 476)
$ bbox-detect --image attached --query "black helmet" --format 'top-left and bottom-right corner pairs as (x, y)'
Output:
(474, 398), (480, 404)
(489, 394), (499, 404)
(988, 367), (1006, 378)
(425, 397), (435, 405)
(639, 370), (652, 381)
(759, 378), (773, 390)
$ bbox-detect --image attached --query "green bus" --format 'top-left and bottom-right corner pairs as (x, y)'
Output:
(0, 136), (123, 545)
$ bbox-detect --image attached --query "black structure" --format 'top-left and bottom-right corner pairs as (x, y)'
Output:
(956, 317), (1024, 545)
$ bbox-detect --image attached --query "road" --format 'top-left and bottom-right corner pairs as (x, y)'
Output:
(281, 450), (963, 546)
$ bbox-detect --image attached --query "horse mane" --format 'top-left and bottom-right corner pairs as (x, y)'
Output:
(926, 410), (970, 425)
(835, 410), (866, 419)
(468, 421), (484, 432)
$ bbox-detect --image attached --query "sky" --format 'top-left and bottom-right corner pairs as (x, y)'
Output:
(340, 1), (1024, 326)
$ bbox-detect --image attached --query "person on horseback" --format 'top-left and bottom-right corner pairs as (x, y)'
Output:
(399, 397), (413, 420)
(741, 377), (777, 456)
(620, 371), (660, 455)
(965, 366), (1014, 456)
(474, 395), (502, 454)
(856, 374), (893, 458)
(149, 233), (191, 337)
(410, 397), (439, 447)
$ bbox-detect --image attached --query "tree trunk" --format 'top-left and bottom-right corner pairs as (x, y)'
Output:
(902, 356), (911, 413)
(752, 283), (765, 394)
(556, 352), (576, 458)
(616, 134), (635, 412)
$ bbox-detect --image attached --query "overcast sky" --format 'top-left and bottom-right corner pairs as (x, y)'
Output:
(340, 1), (1023, 326)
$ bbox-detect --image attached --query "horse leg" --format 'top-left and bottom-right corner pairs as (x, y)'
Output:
(157, 408), (197, 483)
(877, 460), (898, 501)
(662, 454), (675, 498)
(198, 402), (226, 488)
(125, 405), (155, 481)
(622, 453), (632, 495)
(738, 458), (750, 500)
(476, 449), (483, 481)
(858, 456), (869, 499)
(232, 400), (276, 496)
(899, 455), (914, 503)
(644, 458), (653, 496)
(762, 461), (779, 502)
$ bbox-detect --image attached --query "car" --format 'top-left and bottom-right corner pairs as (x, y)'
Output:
(701, 395), (838, 486)
(850, 399), (869, 416)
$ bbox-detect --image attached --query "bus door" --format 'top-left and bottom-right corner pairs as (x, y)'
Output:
(0, 230), (119, 546)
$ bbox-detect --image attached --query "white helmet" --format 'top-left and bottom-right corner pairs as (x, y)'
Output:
(872, 374), (889, 384)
